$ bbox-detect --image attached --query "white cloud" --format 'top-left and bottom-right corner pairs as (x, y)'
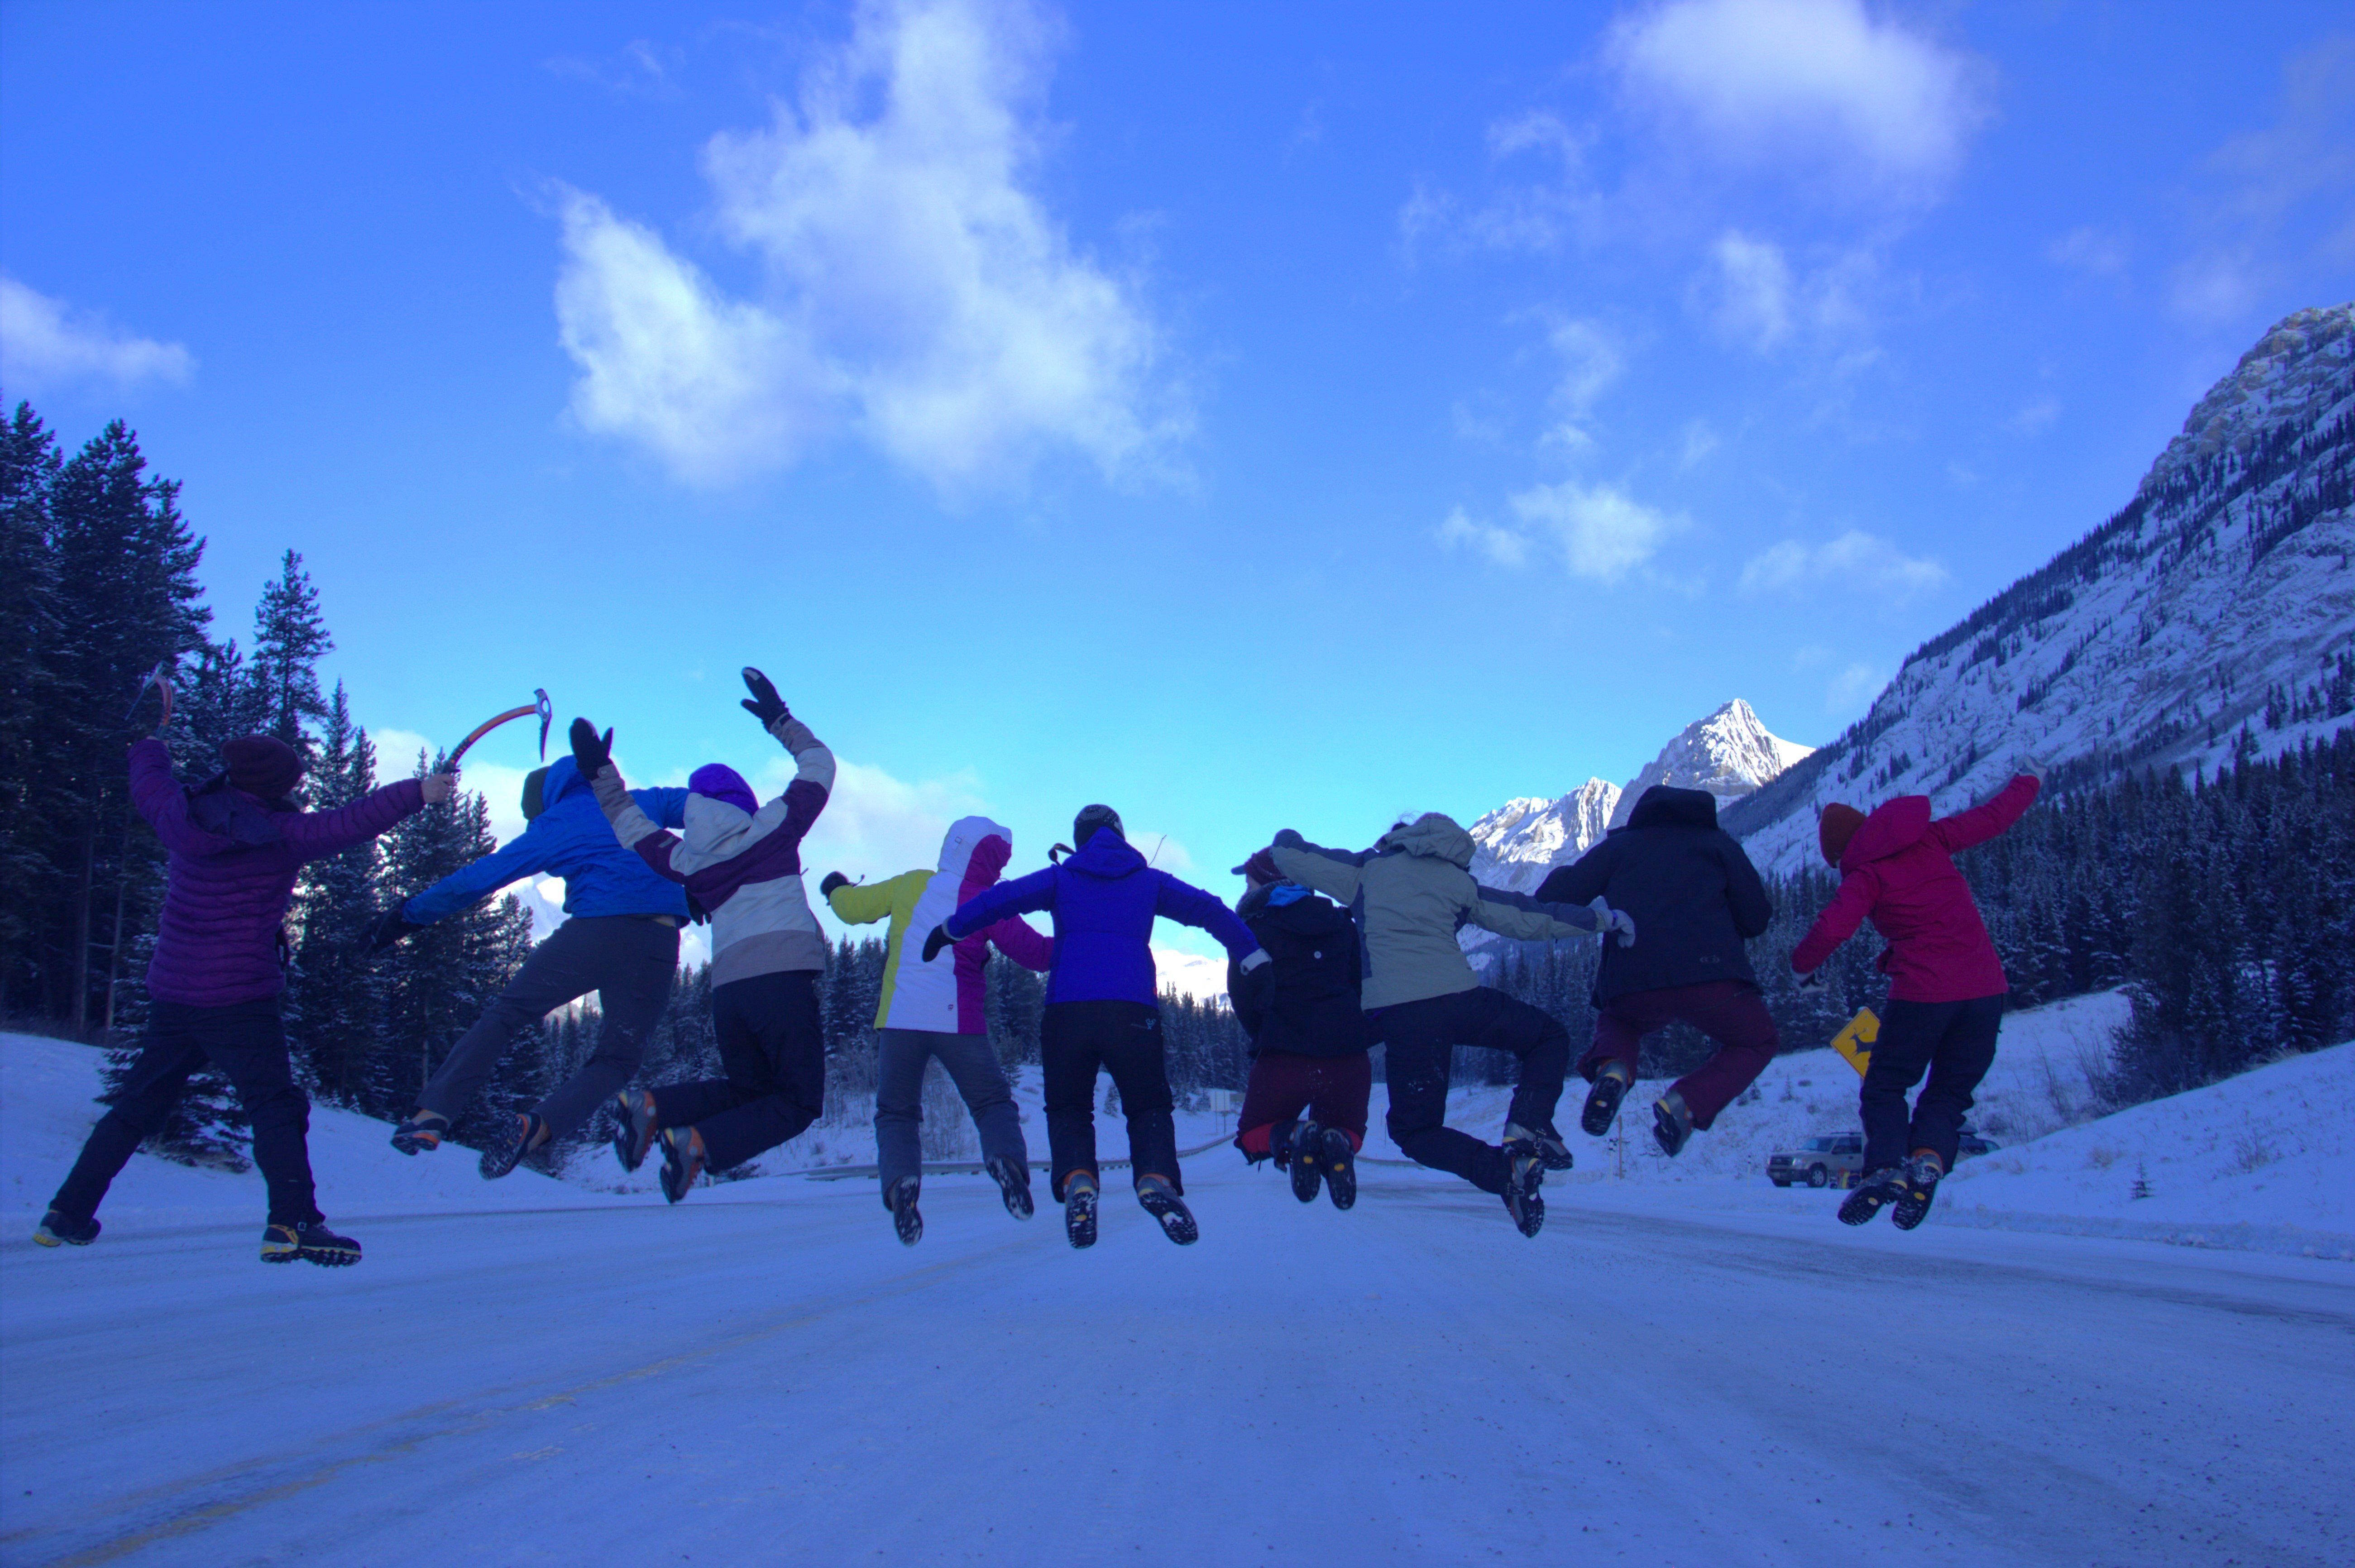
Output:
(1680, 418), (1720, 468)
(1153, 946), (1232, 1004)
(1537, 314), (1622, 449)
(2006, 394), (2061, 436)
(1701, 231), (1794, 349)
(1608, 0), (1991, 204)
(1825, 660), (1885, 714)
(1437, 506), (1532, 570)
(1739, 529), (1946, 600)
(1508, 480), (1683, 583)
(554, 0), (1183, 491)
(2049, 225), (2128, 277)
(781, 756), (988, 896)
(1694, 230), (1881, 356)
(0, 275), (193, 393)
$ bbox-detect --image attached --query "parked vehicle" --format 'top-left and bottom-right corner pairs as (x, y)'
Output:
(1768, 1134), (1864, 1189)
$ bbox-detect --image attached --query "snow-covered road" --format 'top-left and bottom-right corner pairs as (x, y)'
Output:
(5, 1163), (2350, 1568)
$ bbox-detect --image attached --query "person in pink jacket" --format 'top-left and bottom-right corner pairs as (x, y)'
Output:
(1790, 762), (2043, 1229)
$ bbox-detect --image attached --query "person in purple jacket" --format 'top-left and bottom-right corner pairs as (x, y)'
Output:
(920, 805), (1268, 1249)
(37, 731), (452, 1264)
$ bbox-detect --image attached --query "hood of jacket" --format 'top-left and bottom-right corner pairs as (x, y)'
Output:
(1627, 785), (1718, 831)
(1239, 882), (1350, 935)
(1842, 795), (1933, 870)
(938, 815), (1013, 887)
(184, 777), (286, 846)
(1064, 829), (1147, 881)
(1376, 812), (1474, 870)
(541, 755), (590, 808)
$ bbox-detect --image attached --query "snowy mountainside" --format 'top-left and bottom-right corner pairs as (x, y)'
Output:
(1604, 698), (1814, 828)
(1467, 699), (1809, 900)
(1731, 304), (2355, 875)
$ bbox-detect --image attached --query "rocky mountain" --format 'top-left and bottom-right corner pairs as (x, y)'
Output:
(1467, 700), (1812, 900)
(1728, 304), (2355, 875)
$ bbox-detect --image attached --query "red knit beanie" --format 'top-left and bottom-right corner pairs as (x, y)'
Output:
(1818, 802), (1865, 868)
(221, 735), (305, 801)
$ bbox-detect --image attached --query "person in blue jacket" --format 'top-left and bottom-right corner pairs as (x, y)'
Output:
(370, 753), (689, 1178)
(921, 804), (1267, 1250)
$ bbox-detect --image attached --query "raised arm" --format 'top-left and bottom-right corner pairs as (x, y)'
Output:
(1153, 872), (1264, 961)
(1533, 841), (1611, 908)
(983, 915), (1054, 972)
(126, 738), (204, 853)
(1790, 868), (1878, 975)
(1465, 882), (1604, 942)
(1929, 774), (2040, 855)
(1266, 830), (1367, 904)
(578, 734), (691, 887)
(280, 777), (428, 861)
(944, 865), (1058, 941)
(765, 715), (836, 852)
(402, 819), (558, 923)
(826, 871), (916, 928)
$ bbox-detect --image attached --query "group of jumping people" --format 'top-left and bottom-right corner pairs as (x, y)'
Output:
(34, 666), (2044, 1265)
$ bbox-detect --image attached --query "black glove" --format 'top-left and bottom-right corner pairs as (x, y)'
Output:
(920, 923), (955, 962)
(740, 667), (790, 729)
(819, 871), (849, 899)
(569, 717), (613, 777)
(365, 907), (427, 952)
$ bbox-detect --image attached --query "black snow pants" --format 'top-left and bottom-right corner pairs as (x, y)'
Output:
(52, 997), (321, 1226)
(650, 970), (824, 1172)
(1376, 985), (1570, 1195)
(1041, 1000), (1177, 1200)
(1859, 994), (2004, 1173)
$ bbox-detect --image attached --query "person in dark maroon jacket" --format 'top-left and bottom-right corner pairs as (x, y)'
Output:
(1791, 761), (2044, 1230)
(36, 731), (451, 1264)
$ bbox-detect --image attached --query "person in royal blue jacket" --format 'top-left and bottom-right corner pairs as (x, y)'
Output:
(921, 804), (1267, 1250)
(370, 752), (690, 1178)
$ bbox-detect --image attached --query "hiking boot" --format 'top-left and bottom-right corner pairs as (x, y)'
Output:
(1136, 1174), (1199, 1246)
(1892, 1152), (1945, 1231)
(886, 1176), (924, 1247)
(1502, 1138), (1546, 1238)
(610, 1090), (659, 1173)
(478, 1111), (548, 1180)
(987, 1155), (1034, 1220)
(658, 1126), (707, 1205)
(1651, 1090), (1694, 1158)
(1506, 1120), (1574, 1173)
(1580, 1061), (1633, 1137)
(1320, 1127), (1358, 1211)
(1839, 1166), (1907, 1226)
(34, 1209), (100, 1247)
(260, 1219), (361, 1267)
(390, 1112), (449, 1157)
(1268, 1118), (1301, 1172)
(1289, 1120), (1325, 1204)
(1063, 1171), (1100, 1249)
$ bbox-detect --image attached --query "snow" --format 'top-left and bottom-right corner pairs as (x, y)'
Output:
(7, 1023), (2354, 1565)
(1603, 698), (1814, 828)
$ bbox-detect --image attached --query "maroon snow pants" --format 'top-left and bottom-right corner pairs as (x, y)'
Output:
(1580, 980), (1780, 1131)
(1234, 1051), (1373, 1159)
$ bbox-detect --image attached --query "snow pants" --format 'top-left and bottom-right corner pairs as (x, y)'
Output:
(1375, 986), (1570, 1195)
(1860, 994), (2004, 1172)
(421, 914), (678, 1137)
(875, 1027), (1027, 1198)
(1581, 979), (1781, 1131)
(1235, 1051), (1372, 1160)
(653, 970), (823, 1173)
(52, 998), (321, 1226)
(1040, 1000), (1177, 1200)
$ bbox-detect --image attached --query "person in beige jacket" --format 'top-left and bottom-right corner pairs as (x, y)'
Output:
(1266, 814), (1633, 1238)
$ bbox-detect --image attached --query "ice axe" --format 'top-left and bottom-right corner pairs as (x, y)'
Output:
(124, 660), (174, 732)
(448, 688), (553, 770)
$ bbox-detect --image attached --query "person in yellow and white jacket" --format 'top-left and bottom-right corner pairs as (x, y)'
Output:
(823, 816), (1053, 1246)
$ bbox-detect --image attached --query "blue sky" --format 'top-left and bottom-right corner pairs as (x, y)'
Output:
(4, 0), (2350, 976)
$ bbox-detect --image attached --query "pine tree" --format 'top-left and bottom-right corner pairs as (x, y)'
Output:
(246, 549), (333, 780)
(287, 684), (383, 1104)
(0, 403), (62, 1003)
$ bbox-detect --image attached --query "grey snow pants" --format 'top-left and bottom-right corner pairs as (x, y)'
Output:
(875, 1027), (1027, 1200)
(420, 913), (679, 1137)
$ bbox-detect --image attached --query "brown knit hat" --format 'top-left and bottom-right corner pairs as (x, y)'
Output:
(221, 735), (304, 801)
(1818, 802), (1865, 868)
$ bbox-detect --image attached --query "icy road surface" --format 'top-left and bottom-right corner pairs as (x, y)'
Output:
(4, 1165), (2351, 1567)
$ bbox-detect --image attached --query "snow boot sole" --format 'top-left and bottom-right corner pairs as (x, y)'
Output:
(389, 1114), (448, 1157)
(1892, 1155), (1943, 1231)
(1651, 1092), (1694, 1158)
(1137, 1179), (1198, 1246)
(1321, 1127), (1357, 1212)
(1580, 1066), (1632, 1137)
(1290, 1120), (1324, 1204)
(988, 1156), (1034, 1220)
(610, 1090), (658, 1173)
(261, 1220), (360, 1267)
(34, 1210), (99, 1247)
(887, 1177), (924, 1247)
(479, 1112), (547, 1180)
(1503, 1143), (1546, 1238)
(658, 1128), (707, 1205)
(1064, 1178), (1099, 1249)
(1839, 1168), (1906, 1226)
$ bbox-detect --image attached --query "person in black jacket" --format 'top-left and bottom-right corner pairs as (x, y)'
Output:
(1225, 850), (1374, 1209)
(1534, 785), (1776, 1158)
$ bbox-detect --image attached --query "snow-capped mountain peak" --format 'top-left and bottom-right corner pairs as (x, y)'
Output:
(1468, 778), (1621, 895)
(1605, 699), (1815, 828)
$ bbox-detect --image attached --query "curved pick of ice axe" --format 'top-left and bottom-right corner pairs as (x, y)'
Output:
(125, 660), (174, 731)
(448, 688), (554, 769)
